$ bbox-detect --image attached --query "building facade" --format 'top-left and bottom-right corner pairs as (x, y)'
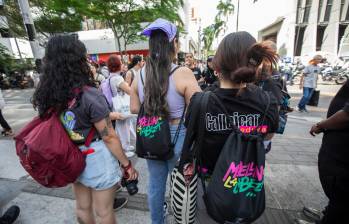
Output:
(259, 0), (349, 61)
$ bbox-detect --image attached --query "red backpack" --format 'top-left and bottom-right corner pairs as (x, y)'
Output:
(15, 91), (95, 188)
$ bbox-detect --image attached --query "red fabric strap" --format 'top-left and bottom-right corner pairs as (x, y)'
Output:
(85, 127), (96, 147)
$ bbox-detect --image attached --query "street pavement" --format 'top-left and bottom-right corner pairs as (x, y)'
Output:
(0, 83), (342, 224)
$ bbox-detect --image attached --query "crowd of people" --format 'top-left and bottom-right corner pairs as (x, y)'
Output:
(0, 17), (348, 224)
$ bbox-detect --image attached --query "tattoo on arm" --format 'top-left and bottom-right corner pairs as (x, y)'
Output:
(99, 117), (112, 137)
(106, 116), (112, 128)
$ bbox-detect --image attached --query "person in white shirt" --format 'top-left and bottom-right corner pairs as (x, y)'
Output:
(298, 55), (323, 112)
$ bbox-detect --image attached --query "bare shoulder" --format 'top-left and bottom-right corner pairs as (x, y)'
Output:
(173, 66), (195, 79)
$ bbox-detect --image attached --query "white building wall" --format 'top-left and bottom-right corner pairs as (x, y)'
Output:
(77, 29), (148, 54)
(321, 0), (342, 54)
(275, 1), (297, 57)
(0, 38), (33, 59)
(300, 0), (320, 55)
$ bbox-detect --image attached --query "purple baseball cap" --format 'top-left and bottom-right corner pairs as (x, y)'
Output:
(141, 18), (177, 41)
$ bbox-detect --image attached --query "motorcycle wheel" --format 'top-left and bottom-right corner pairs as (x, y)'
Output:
(335, 75), (348, 85)
(292, 74), (301, 85)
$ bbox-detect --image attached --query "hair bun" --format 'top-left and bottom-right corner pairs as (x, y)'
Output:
(230, 67), (256, 83)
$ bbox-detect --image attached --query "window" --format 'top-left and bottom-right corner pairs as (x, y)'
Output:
(341, 0), (345, 17)
(296, 0), (304, 24)
(316, 25), (326, 51)
(294, 26), (306, 56)
(338, 24), (348, 52)
(303, 0), (312, 23)
(318, 0), (324, 22)
(324, 0), (333, 22)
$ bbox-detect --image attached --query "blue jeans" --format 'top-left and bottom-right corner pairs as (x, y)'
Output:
(146, 124), (186, 224)
(298, 87), (314, 110)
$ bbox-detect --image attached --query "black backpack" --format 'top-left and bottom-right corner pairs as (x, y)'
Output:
(201, 92), (270, 224)
(136, 66), (185, 160)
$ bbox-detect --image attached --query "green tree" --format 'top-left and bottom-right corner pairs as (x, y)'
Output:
(31, 0), (83, 38)
(0, 43), (15, 74)
(0, 0), (27, 37)
(0, 0), (82, 38)
(51, 0), (184, 56)
(202, 0), (234, 57)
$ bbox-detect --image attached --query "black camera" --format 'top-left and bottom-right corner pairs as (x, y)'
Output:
(121, 177), (138, 195)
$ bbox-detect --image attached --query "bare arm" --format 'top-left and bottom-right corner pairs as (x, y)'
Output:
(299, 73), (305, 89)
(109, 112), (125, 121)
(173, 67), (201, 105)
(94, 116), (138, 179)
(310, 110), (349, 136)
(130, 75), (141, 114)
(118, 82), (131, 95)
(125, 71), (132, 86)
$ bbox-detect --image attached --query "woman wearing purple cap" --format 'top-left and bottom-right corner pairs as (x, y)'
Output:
(130, 18), (201, 224)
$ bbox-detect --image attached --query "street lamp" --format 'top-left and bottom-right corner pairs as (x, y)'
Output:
(236, 0), (258, 32)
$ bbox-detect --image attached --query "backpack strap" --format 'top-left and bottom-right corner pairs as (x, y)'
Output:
(130, 69), (135, 83)
(170, 104), (186, 147)
(69, 86), (97, 147)
(140, 68), (144, 86)
(84, 127), (96, 147)
(258, 92), (271, 128)
(178, 92), (206, 169)
(108, 76), (115, 97)
(195, 92), (211, 195)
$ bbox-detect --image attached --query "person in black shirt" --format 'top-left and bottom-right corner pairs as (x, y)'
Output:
(203, 55), (217, 85)
(296, 80), (349, 224)
(185, 31), (279, 174)
(184, 31), (279, 223)
(185, 53), (203, 81)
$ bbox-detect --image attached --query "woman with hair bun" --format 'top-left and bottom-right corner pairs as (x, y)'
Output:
(185, 32), (279, 220)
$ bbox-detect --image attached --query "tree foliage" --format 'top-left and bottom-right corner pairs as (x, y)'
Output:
(1, 0), (183, 57)
(0, 0), (82, 40)
(0, 43), (33, 75)
(202, 0), (234, 56)
(45, 0), (184, 55)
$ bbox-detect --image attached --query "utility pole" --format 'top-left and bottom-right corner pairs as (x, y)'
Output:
(197, 18), (201, 61)
(236, 0), (240, 32)
(17, 0), (40, 59)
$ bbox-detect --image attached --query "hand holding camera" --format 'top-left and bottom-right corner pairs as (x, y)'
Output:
(121, 160), (139, 195)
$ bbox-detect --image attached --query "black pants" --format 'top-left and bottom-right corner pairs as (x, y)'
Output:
(0, 109), (11, 130)
(318, 152), (349, 224)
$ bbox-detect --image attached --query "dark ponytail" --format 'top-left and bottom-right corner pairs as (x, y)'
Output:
(144, 30), (176, 118)
(213, 31), (278, 84)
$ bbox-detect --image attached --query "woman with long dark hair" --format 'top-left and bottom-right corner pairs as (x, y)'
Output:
(125, 55), (143, 86)
(185, 32), (280, 221)
(130, 18), (200, 224)
(32, 34), (138, 224)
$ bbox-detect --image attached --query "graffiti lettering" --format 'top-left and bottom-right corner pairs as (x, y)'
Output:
(137, 116), (163, 138)
(222, 162), (264, 197)
(223, 162), (264, 182)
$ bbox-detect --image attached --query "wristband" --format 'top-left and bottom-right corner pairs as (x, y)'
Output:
(121, 160), (132, 171)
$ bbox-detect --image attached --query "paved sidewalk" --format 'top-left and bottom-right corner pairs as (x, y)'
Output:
(0, 85), (340, 223)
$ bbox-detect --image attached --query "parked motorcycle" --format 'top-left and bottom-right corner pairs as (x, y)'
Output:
(335, 72), (349, 84)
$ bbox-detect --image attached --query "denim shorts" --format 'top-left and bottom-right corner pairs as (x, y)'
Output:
(78, 140), (122, 190)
